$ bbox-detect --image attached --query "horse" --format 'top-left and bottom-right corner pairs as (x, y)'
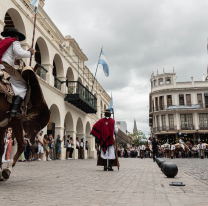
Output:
(175, 143), (189, 158)
(0, 63), (50, 180)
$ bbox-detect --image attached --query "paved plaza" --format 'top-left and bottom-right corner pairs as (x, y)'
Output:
(0, 158), (208, 206)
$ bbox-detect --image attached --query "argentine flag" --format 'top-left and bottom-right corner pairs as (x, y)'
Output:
(109, 97), (113, 113)
(98, 50), (109, 77)
(30, 0), (40, 13)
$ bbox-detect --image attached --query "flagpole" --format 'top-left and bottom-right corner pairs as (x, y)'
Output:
(91, 47), (103, 94)
(29, 12), (37, 66)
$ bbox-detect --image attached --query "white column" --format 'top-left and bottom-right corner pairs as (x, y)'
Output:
(175, 112), (180, 130)
(193, 112), (199, 130)
(86, 134), (96, 159)
(42, 63), (54, 86)
(0, 19), (5, 34)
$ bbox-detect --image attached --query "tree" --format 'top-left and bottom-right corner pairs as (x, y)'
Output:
(131, 130), (147, 146)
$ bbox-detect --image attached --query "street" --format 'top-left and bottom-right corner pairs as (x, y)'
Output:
(0, 158), (208, 206)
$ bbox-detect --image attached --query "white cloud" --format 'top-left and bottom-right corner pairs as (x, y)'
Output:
(45, 0), (208, 136)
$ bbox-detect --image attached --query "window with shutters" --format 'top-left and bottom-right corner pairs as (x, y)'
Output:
(180, 114), (193, 129)
(162, 115), (166, 130)
(205, 93), (208, 108)
(167, 95), (172, 107)
(197, 94), (203, 108)
(155, 97), (158, 111)
(168, 114), (174, 130)
(179, 94), (184, 105)
(157, 116), (160, 128)
(186, 94), (191, 106)
(159, 96), (164, 110)
(199, 114), (208, 129)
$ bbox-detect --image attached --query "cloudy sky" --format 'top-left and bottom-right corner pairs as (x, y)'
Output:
(45, 0), (208, 136)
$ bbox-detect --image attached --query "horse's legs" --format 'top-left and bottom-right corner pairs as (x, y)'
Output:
(12, 121), (25, 167)
(2, 120), (25, 180)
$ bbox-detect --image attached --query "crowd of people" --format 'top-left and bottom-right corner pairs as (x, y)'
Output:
(116, 138), (208, 159)
(2, 128), (91, 163)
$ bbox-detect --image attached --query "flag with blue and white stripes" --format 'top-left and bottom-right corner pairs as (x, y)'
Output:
(30, 0), (40, 13)
(109, 97), (113, 113)
(98, 50), (109, 77)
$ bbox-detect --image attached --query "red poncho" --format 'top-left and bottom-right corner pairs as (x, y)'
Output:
(91, 118), (115, 153)
(0, 37), (17, 63)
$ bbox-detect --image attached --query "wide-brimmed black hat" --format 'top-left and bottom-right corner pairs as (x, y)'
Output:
(104, 109), (112, 115)
(1, 28), (25, 41)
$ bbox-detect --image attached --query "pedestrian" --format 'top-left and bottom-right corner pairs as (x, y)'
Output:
(80, 138), (84, 159)
(66, 135), (71, 160)
(152, 137), (159, 162)
(6, 130), (13, 161)
(48, 134), (54, 160)
(138, 143), (145, 159)
(90, 109), (119, 171)
(56, 135), (64, 160)
(168, 142), (175, 159)
(197, 141), (206, 159)
(2, 130), (9, 163)
(86, 141), (90, 154)
(76, 137), (80, 158)
(37, 131), (44, 161)
(43, 134), (51, 161)
(24, 133), (30, 161)
(70, 137), (74, 159)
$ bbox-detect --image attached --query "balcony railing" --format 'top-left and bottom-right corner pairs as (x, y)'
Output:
(166, 126), (177, 131)
(36, 63), (48, 80)
(65, 81), (97, 114)
(180, 125), (195, 130)
(153, 125), (177, 132)
(54, 77), (62, 91)
(150, 104), (204, 112)
(199, 125), (208, 130)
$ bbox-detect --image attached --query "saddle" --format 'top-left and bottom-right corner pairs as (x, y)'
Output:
(0, 70), (14, 103)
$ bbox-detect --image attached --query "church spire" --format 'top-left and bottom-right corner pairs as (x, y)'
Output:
(133, 119), (138, 133)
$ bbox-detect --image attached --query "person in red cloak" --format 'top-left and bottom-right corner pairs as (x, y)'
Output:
(90, 109), (118, 171)
(0, 28), (35, 117)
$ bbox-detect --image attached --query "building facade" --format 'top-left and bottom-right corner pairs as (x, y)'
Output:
(0, 0), (111, 159)
(149, 69), (208, 145)
(116, 121), (127, 133)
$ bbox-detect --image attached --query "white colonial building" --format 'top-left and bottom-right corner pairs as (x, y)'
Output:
(0, 0), (112, 159)
(149, 68), (208, 145)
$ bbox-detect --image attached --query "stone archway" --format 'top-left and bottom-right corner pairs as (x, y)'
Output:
(76, 117), (84, 138)
(34, 37), (50, 80)
(66, 67), (75, 94)
(53, 54), (64, 78)
(64, 112), (74, 138)
(3, 8), (26, 40)
(48, 104), (61, 140)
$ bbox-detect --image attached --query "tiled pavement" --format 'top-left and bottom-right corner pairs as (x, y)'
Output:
(0, 158), (208, 206)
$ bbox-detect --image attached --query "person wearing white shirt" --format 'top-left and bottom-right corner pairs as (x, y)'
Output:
(76, 137), (80, 158)
(197, 142), (206, 159)
(80, 138), (84, 159)
(138, 143), (145, 159)
(168, 142), (175, 159)
(0, 29), (35, 117)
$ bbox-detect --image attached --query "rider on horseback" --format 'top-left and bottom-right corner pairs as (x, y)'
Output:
(0, 29), (35, 118)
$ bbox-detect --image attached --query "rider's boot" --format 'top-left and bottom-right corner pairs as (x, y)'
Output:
(10, 96), (23, 118)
